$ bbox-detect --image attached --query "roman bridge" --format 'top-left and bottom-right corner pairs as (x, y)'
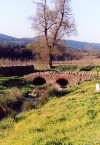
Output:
(23, 71), (94, 87)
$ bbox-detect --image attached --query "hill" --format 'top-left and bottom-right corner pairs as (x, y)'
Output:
(0, 33), (33, 45)
(0, 33), (18, 41)
(0, 80), (100, 145)
(65, 40), (100, 50)
(0, 33), (100, 50)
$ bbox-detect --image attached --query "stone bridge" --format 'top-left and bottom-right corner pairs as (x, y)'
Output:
(23, 71), (94, 87)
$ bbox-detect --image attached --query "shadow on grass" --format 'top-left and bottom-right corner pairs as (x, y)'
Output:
(2, 78), (28, 87)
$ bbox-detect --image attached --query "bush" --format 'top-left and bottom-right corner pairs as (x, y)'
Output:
(23, 101), (36, 111)
(36, 93), (48, 107)
(0, 106), (6, 120)
(0, 94), (10, 106)
(36, 86), (67, 107)
(80, 66), (94, 71)
(8, 87), (23, 101)
(0, 88), (23, 120)
(48, 86), (68, 98)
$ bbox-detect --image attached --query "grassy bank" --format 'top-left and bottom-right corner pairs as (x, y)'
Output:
(0, 76), (35, 119)
(0, 80), (100, 145)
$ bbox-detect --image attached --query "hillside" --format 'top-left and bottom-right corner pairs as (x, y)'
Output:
(65, 40), (100, 50)
(0, 80), (100, 145)
(0, 33), (18, 41)
(0, 33), (33, 45)
(0, 33), (100, 50)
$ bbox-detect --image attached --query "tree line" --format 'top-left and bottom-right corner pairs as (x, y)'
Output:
(0, 40), (83, 61)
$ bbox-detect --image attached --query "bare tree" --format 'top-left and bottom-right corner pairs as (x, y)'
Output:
(31, 0), (76, 69)
(27, 38), (66, 65)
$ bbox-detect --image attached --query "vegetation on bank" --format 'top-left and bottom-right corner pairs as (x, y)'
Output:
(0, 57), (100, 144)
(0, 60), (100, 120)
(0, 76), (35, 119)
(0, 80), (100, 145)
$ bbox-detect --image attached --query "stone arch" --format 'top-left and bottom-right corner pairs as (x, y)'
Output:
(56, 78), (69, 88)
(33, 77), (46, 85)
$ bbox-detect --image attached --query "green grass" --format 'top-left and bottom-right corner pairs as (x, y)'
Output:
(51, 65), (79, 72)
(79, 65), (100, 77)
(0, 76), (34, 95)
(0, 76), (35, 119)
(0, 80), (100, 145)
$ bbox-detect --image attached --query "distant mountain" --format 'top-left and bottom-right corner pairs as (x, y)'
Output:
(64, 40), (100, 50)
(32, 36), (100, 50)
(0, 33), (18, 41)
(0, 33), (100, 50)
(0, 33), (33, 46)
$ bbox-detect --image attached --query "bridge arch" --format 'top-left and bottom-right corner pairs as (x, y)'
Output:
(33, 77), (46, 85)
(56, 78), (69, 88)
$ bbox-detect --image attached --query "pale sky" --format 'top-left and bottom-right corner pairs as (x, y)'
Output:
(0, 0), (100, 43)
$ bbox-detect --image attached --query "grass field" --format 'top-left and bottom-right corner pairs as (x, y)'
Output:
(0, 57), (100, 76)
(0, 76), (34, 95)
(0, 80), (100, 145)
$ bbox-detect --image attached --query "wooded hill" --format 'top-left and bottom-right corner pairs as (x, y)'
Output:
(0, 33), (100, 60)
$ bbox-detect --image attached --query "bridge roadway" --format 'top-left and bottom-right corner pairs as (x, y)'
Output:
(23, 71), (94, 86)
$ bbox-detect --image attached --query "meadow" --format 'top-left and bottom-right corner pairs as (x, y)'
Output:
(0, 80), (100, 145)
(0, 57), (100, 75)
(0, 57), (100, 144)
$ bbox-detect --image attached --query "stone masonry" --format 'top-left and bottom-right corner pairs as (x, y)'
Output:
(23, 71), (94, 86)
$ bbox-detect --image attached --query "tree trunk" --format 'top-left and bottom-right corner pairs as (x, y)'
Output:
(48, 53), (53, 69)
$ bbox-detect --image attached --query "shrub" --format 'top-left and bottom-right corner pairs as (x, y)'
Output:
(23, 101), (36, 111)
(8, 87), (23, 101)
(36, 86), (67, 107)
(48, 87), (68, 97)
(0, 106), (6, 120)
(47, 87), (58, 97)
(80, 66), (94, 71)
(0, 88), (23, 120)
(0, 94), (10, 106)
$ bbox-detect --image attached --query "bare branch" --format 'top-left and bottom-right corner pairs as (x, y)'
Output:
(30, 0), (76, 68)
(32, 1), (44, 6)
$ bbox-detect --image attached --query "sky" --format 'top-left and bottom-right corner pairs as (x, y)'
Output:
(0, 0), (100, 43)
